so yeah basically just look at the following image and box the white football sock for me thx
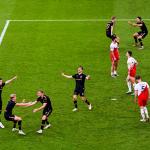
[114,71,117,75]
[140,108,146,120]
[127,81,132,92]
[144,107,149,118]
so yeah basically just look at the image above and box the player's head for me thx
[136,16,142,23]
[77,66,83,74]
[135,75,142,82]
[112,36,117,42]
[111,16,116,22]
[0,78,3,85]
[126,51,132,57]
[37,90,44,97]
[10,94,16,101]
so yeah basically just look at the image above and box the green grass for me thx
[0,0,150,150]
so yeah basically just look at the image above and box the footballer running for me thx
[28,90,53,134]
[134,75,150,122]
[126,51,138,95]
[128,16,148,49]
[62,66,92,112]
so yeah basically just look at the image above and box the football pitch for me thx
[0,0,150,150]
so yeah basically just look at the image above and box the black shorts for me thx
[74,89,85,96]
[4,113,15,121]
[106,32,112,39]
[137,31,148,39]
[43,109,52,117]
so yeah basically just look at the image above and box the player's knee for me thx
[42,115,46,120]
[73,95,77,100]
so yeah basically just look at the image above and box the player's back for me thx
[110,42,118,51]
[135,82,149,96]
[5,100,16,115]
[106,21,113,33]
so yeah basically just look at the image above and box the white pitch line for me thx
[0,20,10,45]
[8,18,150,22]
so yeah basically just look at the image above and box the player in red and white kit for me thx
[134,75,150,122]
[126,51,138,94]
[110,36,120,77]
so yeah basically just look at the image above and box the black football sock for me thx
[74,100,78,108]
[138,39,143,46]
[134,37,138,43]
[13,121,17,128]
[41,120,46,130]
[45,119,49,125]
[18,120,22,130]
[85,99,90,105]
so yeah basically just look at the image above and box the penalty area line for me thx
[0,20,10,45]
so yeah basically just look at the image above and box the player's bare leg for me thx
[44,117,51,129]
[126,76,135,94]
[37,115,47,134]
[133,33,139,47]
[111,62,115,77]
[137,35,144,49]
[72,95,78,112]
[13,116,26,135]
[81,96,92,110]
[113,61,119,76]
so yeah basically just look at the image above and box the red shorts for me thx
[138,98,148,107]
[128,68,136,77]
[110,50,120,62]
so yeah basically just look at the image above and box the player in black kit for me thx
[106,16,120,43]
[62,66,92,112]
[28,90,52,134]
[128,16,148,49]
[4,94,32,135]
[0,76,17,128]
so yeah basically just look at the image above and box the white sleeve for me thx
[110,44,114,51]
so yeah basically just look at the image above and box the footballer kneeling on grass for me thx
[28,90,52,134]
[134,75,150,122]
[62,66,92,112]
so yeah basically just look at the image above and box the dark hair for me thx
[111,16,116,20]
[0,78,2,80]
[127,51,132,56]
[78,66,84,70]
[137,16,142,20]
[135,75,141,80]
[112,35,117,41]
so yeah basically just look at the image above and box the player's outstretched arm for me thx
[61,73,73,79]
[16,101,37,107]
[86,75,91,80]
[33,103,47,113]
[5,76,17,85]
